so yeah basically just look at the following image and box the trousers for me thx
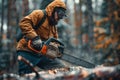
[17,51,65,75]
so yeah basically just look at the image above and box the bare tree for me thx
[0,0,4,52]
[85,0,94,52]
[22,0,29,16]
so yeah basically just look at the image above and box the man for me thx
[16,0,67,75]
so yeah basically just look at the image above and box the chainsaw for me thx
[28,38,95,68]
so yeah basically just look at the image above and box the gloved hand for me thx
[45,42,64,59]
[31,36,43,51]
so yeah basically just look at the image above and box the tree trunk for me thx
[0,0,4,52]
[85,0,94,52]
[22,0,29,16]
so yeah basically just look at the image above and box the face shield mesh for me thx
[54,7,67,19]
[57,9,67,19]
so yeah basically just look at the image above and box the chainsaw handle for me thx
[45,38,64,46]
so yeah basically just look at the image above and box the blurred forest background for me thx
[0,0,120,74]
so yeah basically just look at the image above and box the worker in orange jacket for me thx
[16,0,67,75]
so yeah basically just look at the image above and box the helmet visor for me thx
[55,7,67,19]
[57,9,67,19]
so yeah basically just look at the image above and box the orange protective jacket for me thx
[16,0,66,52]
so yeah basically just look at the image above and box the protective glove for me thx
[31,36,43,51]
[46,43,64,59]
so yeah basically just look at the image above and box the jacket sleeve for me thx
[19,10,43,39]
